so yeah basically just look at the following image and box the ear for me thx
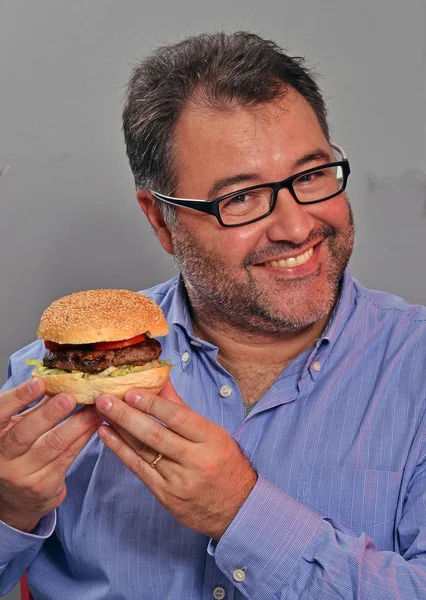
[137,190,174,255]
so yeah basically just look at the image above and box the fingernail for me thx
[98,425,110,439]
[97,396,114,412]
[27,378,41,396]
[125,390,144,405]
[55,394,72,411]
[98,425,117,441]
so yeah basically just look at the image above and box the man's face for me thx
[166,90,354,334]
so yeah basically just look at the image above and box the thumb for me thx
[157,378,185,405]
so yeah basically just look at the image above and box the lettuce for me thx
[25,358,171,379]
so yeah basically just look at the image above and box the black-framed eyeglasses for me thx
[151,143,350,227]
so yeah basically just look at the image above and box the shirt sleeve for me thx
[0,341,54,594]
[0,513,56,594]
[1,340,45,393]
[212,462,426,599]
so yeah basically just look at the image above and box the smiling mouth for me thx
[261,246,315,268]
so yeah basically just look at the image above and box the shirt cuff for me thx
[0,511,56,567]
[211,475,327,600]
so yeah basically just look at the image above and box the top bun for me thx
[38,289,169,344]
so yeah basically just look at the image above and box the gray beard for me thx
[170,209,355,335]
[180,261,340,335]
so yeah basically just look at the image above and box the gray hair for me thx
[122,31,330,224]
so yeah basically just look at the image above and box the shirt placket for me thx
[202,551,237,600]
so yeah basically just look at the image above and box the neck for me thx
[191,307,329,372]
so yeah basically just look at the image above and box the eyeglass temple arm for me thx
[330,142,347,160]
[151,192,216,213]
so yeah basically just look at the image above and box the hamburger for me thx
[27,289,170,404]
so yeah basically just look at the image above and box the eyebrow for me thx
[207,174,259,199]
[293,149,333,170]
[207,148,334,199]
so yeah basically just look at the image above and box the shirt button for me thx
[219,385,232,398]
[181,351,190,363]
[312,361,321,372]
[213,586,226,599]
[232,568,246,582]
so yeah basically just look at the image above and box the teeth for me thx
[266,247,314,268]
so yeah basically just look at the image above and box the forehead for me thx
[172,90,328,194]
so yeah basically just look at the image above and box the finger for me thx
[157,379,186,405]
[123,379,185,409]
[1,396,49,435]
[103,421,159,465]
[98,424,164,488]
[26,406,103,472]
[0,392,78,459]
[25,418,101,500]
[45,417,101,475]
[18,394,49,415]
[0,408,101,515]
[124,379,185,409]
[0,378,45,429]
[124,390,208,443]
[96,395,190,462]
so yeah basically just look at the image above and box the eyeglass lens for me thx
[219,164,344,225]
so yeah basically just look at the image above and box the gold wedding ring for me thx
[150,453,163,468]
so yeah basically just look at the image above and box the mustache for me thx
[243,224,336,266]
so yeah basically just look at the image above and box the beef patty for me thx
[43,337,162,373]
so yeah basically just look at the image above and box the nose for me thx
[264,187,316,244]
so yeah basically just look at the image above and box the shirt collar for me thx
[168,275,218,364]
[170,274,194,333]
[317,268,357,346]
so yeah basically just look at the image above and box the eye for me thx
[220,187,271,218]
[292,166,343,203]
[227,193,251,205]
[297,171,325,185]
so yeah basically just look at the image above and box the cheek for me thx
[182,212,262,259]
[312,195,351,229]
[218,223,266,263]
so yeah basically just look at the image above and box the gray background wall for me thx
[1,1,425,598]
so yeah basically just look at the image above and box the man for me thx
[0,31,425,599]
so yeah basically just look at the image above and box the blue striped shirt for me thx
[1,270,426,599]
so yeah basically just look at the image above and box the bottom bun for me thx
[35,365,170,405]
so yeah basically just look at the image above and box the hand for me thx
[0,378,103,532]
[96,380,257,540]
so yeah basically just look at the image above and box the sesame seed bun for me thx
[36,363,170,405]
[38,289,169,344]
[33,289,170,404]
